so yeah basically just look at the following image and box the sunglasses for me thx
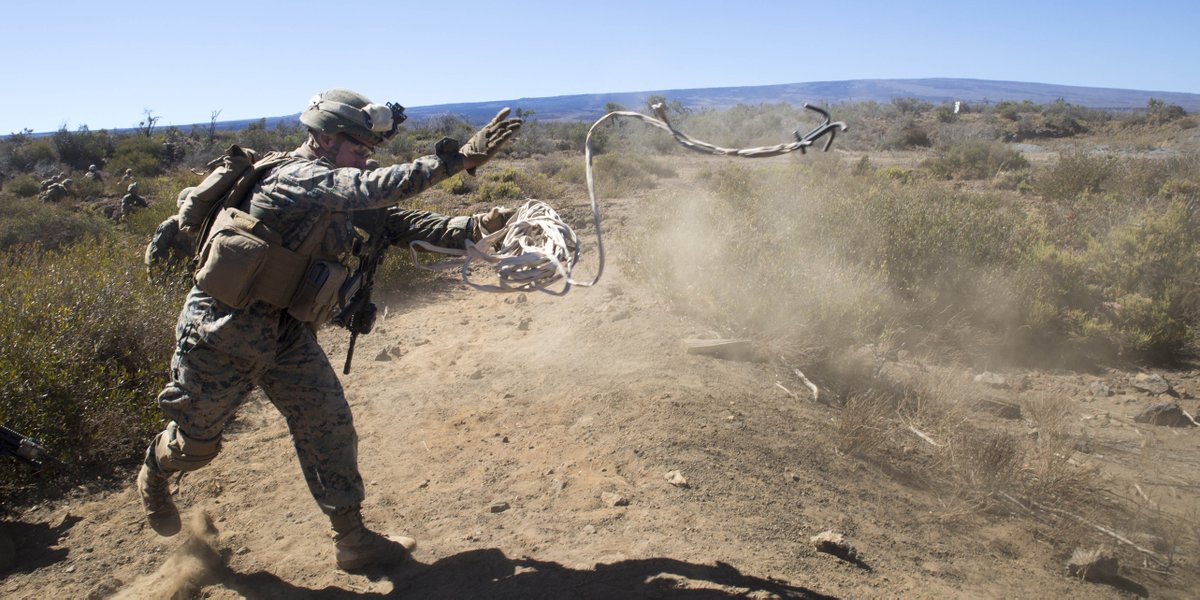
[343,135,374,159]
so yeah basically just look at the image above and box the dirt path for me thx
[2,168,1199,599]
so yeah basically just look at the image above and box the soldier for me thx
[39,178,70,203]
[85,164,103,181]
[120,182,148,219]
[40,172,64,191]
[136,88,521,572]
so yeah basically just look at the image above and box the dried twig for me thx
[999,492,1167,565]
[793,368,820,402]
[907,424,943,447]
[775,382,798,398]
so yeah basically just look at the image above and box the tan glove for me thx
[461,108,523,175]
[471,206,516,241]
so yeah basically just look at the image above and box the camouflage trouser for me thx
[148,286,364,515]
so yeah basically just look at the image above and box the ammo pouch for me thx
[195,207,347,322]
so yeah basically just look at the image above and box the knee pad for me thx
[153,421,221,472]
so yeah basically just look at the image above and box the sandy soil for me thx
[2,158,1199,599]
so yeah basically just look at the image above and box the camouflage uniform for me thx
[147,144,472,516]
[40,180,69,203]
[121,186,148,218]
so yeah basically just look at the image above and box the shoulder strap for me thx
[194,151,295,256]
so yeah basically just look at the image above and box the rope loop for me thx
[412,104,846,295]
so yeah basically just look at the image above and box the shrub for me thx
[1147,98,1187,124]
[1033,148,1114,200]
[3,174,41,198]
[474,179,522,203]
[106,135,164,176]
[440,172,475,195]
[1,138,57,172]
[0,197,110,251]
[52,126,113,171]
[922,140,1029,180]
[555,152,664,196]
[887,121,932,149]
[0,239,177,483]
[1081,200,1200,359]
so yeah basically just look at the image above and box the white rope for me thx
[411,103,846,295]
[410,199,580,295]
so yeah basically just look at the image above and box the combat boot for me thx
[330,509,416,572]
[137,447,180,537]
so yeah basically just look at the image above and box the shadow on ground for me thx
[220,548,837,599]
[0,515,80,575]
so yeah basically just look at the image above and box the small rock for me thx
[489,501,511,513]
[418,479,430,489]
[389,346,404,358]
[469,369,484,380]
[973,371,1009,388]
[1089,381,1112,397]
[1134,403,1196,427]
[518,317,532,331]
[811,530,861,562]
[664,470,689,488]
[86,577,122,600]
[611,310,631,322]
[516,293,527,304]
[236,546,250,555]
[582,524,596,535]
[1066,546,1119,583]
[601,492,629,507]
[375,348,392,361]
[1132,373,1173,396]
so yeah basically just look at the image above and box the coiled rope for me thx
[412,103,846,295]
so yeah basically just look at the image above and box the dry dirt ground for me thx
[3,155,1200,599]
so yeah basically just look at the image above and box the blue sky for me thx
[4,0,1198,134]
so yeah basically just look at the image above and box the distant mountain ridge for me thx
[121,78,1200,134]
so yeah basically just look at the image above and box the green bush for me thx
[440,172,476,195]
[107,135,164,176]
[3,174,41,197]
[1033,148,1114,200]
[52,126,113,171]
[1082,201,1200,358]
[0,239,177,480]
[0,197,110,251]
[475,179,522,203]
[922,140,1029,180]
[1,138,56,172]
[887,121,932,149]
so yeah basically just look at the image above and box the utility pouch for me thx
[287,260,348,323]
[194,208,274,308]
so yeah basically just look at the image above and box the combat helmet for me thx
[300,89,406,146]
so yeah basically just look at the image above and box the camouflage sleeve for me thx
[277,154,465,212]
[380,209,472,250]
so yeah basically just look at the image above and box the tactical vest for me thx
[191,151,352,324]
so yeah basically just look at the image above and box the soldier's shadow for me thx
[222,547,837,599]
[0,515,80,574]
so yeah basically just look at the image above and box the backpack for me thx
[178,145,293,252]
